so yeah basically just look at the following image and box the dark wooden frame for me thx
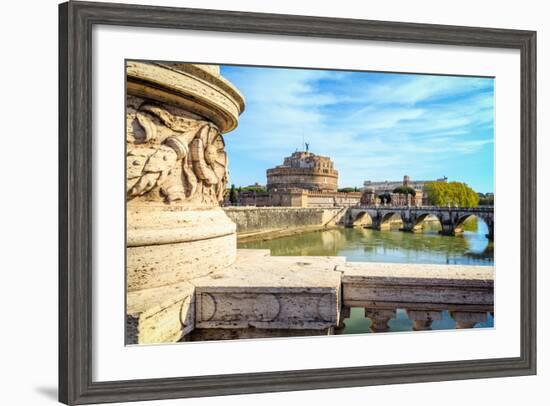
[59,1,537,404]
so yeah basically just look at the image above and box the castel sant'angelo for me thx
[238,149,361,208]
[267,150,339,192]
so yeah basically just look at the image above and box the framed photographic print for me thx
[59,1,536,404]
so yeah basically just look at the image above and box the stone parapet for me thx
[127,249,495,344]
[193,256,344,334]
[337,262,494,332]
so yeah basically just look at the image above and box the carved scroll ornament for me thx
[126,102,228,206]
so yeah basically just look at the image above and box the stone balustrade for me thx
[128,249,494,343]
[337,262,494,332]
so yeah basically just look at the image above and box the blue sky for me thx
[220,65,494,193]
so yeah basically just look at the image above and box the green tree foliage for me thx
[393,186,416,196]
[241,185,267,193]
[378,193,392,204]
[478,193,494,206]
[338,187,356,193]
[425,182,479,207]
[229,184,238,205]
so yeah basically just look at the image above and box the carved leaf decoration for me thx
[127,104,228,205]
[135,112,157,143]
[126,146,178,199]
[191,125,223,187]
[182,156,198,198]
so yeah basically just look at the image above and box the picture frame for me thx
[59,1,537,404]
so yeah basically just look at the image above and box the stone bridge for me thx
[345,206,494,240]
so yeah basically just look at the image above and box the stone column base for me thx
[127,204,237,292]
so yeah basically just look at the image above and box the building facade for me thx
[360,187,424,207]
[363,175,448,194]
[236,188,361,208]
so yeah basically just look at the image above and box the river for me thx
[238,219,494,333]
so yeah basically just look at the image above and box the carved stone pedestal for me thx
[125,62,244,344]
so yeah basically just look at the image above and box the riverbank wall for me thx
[223,206,346,241]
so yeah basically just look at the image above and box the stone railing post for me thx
[450,311,488,329]
[125,62,244,343]
[365,309,395,333]
[335,306,351,333]
[406,309,443,331]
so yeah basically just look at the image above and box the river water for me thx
[238,220,494,333]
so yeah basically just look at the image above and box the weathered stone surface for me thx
[193,256,344,330]
[231,248,271,262]
[339,262,494,310]
[224,206,348,241]
[127,233,236,292]
[451,311,488,329]
[365,309,395,333]
[127,205,236,247]
[407,309,443,331]
[126,282,195,345]
[127,62,244,134]
[190,327,334,341]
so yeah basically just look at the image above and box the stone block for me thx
[193,256,344,331]
[339,262,494,310]
[126,281,195,345]
[127,233,236,292]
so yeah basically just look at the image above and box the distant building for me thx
[359,175,447,207]
[361,186,424,207]
[362,175,448,194]
[266,151,338,192]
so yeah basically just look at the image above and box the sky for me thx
[220,65,494,193]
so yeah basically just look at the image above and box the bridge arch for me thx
[350,211,373,227]
[378,211,404,231]
[410,213,442,233]
[454,213,493,240]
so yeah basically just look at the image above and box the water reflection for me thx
[239,220,493,266]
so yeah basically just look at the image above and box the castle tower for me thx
[266,151,338,192]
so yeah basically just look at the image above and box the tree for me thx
[229,184,238,205]
[478,193,494,206]
[338,187,356,193]
[425,181,479,207]
[393,186,416,196]
[378,193,392,204]
[241,185,267,194]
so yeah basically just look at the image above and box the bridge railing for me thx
[355,205,494,211]
[337,262,494,332]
